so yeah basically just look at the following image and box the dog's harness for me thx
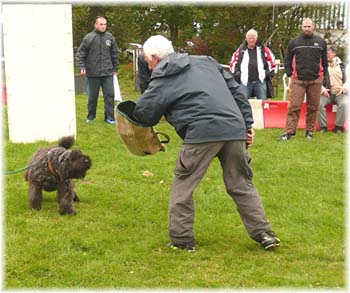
[47,151,59,178]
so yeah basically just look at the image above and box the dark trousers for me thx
[87,76,115,121]
[168,141,272,246]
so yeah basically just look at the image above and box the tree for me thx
[72,3,346,64]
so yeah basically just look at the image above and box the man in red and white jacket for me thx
[229,29,276,100]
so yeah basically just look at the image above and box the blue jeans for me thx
[245,80,267,100]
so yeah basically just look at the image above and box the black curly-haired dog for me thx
[25,136,91,215]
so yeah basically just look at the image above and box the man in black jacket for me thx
[279,18,329,140]
[133,35,280,252]
[76,16,119,124]
[137,53,152,94]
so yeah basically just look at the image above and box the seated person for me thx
[319,45,347,133]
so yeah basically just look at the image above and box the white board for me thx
[249,99,264,130]
[3,4,76,143]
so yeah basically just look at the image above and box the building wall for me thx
[2,4,76,143]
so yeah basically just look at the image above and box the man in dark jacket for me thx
[279,18,329,140]
[133,35,280,252]
[137,53,152,94]
[76,16,119,124]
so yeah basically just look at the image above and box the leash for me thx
[4,151,59,176]
[3,165,32,175]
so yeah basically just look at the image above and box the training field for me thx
[3,64,346,290]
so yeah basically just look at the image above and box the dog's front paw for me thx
[30,206,42,211]
[29,203,42,210]
[73,192,80,203]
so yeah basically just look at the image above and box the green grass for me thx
[3,64,346,290]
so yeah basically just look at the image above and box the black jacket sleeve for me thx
[111,36,119,72]
[284,40,294,77]
[76,36,89,70]
[320,40,330,89]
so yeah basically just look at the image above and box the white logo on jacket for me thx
[106,40,111,47]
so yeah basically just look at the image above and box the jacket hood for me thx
[151,53,190,79]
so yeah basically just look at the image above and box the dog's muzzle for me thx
[83,157,92,169]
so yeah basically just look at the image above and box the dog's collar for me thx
[47,152,59,178]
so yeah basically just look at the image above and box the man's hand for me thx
[246,129,255,148]
[336,88,345,96]
[322,88,330,98]
[80,69,86,76]
[233,70,241,83]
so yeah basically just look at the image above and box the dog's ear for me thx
[70,150,83,161]
[58,150,72,165]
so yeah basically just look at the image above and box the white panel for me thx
[249,99,264,130]
[3,4,76,143]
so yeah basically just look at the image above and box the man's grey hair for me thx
[143,35,174,61]
[246,29,258,38]
[327,45,337,54]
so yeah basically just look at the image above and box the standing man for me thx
[137,52,152,94]
[318,45,347,133]
[132,35,280,252]
[76,16,119,125]
[279,18,329,140]
[229,29,276,100]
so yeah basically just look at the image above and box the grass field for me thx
[3,64,347,290]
